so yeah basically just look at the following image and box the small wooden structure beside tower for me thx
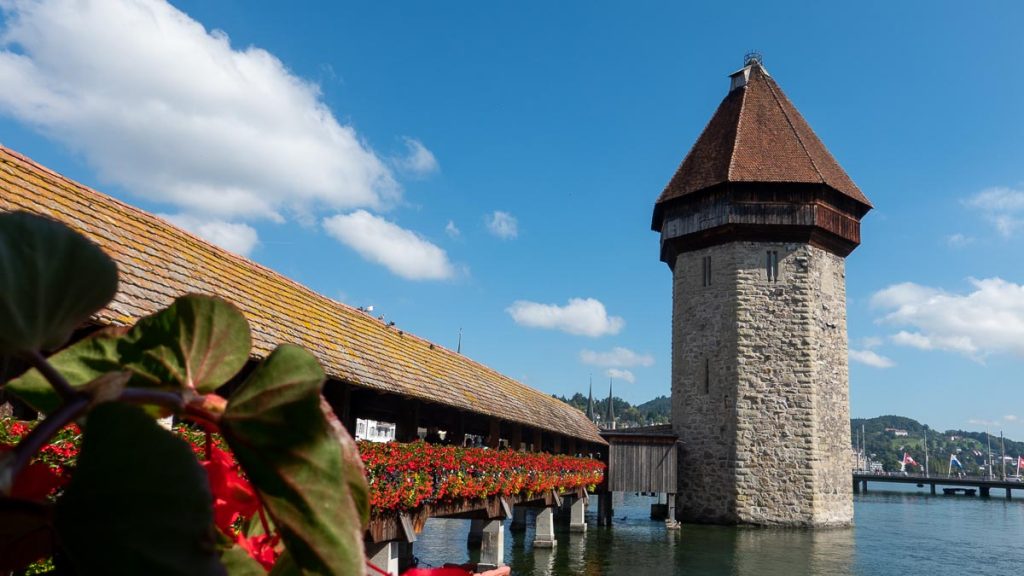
[652,54,872,526]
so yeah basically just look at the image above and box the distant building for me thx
[885,428,909,437]
[355,418,396,443]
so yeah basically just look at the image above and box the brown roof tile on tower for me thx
[653,58,871,228]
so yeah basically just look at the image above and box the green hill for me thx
[852,415,1022,475]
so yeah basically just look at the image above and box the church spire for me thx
[605,377,615,430]
[586,375,595,421]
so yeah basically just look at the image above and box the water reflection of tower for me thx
[734,527,854,575]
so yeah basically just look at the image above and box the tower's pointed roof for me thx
[653,59,871,227]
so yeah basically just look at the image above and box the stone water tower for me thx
[652,55,872,526]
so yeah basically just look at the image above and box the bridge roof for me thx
[0,145,605,445]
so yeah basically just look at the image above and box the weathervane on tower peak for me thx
[743,50,763,67]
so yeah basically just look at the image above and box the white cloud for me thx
[848,349,894,369]
[395,137,438,177]
[506,298,624,337]
[859,336,883,349]
[486,211,518,239]
[968,418,999,428]
[323,210,455,281]
[580,347,654,368]
[0,0,397,225]
[1005,415,1018,422]
[161,213,258,256]
[444,220,460,238]
[965,187,1024,238]
[871,278,1024,359]
[606,368,635,383]
[946,233,974,248]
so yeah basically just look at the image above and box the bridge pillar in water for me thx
[1007,488,1013,500]
[398,542,415,573]
[533,507,557,548]
[569,496,587,533]
[666,493,680,529]
[467,518,485,548]
[367,541,399,575]
[980,486,990,498]
[478,519,505,569]
[510,506,528,532]
[852,478,859,494]
[597,492,613,526]
[930,483,936,495]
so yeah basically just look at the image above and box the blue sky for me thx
[1,1,1022,435]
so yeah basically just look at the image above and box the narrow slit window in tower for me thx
[766,250,779,282]
[702,256,712,286]
[704,358,710,394]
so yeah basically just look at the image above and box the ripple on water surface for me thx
[412,487,1024,575]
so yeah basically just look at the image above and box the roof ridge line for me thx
[726,84,748,181]
[762,75,826,184]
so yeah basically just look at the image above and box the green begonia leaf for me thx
[0,211,118,354]
[55,403,224,576]
[6,295,251,412]
[121,295,251,394]
[5,330,122,414]
[222,345,367,575]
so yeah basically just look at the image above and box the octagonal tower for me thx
[653,55,872,526]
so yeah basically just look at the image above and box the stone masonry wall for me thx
[671,242,853,526]
[672,244,739,523]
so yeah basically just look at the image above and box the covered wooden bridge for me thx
[601,424,680,528]
[0,146,606,572]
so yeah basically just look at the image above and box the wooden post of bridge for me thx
[487,419,501,449]
[396,400,420,442]
[533,429,543,452]
[510,425,523,451]
[553,434,562,454]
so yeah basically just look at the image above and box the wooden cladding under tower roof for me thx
[652,61,871,262]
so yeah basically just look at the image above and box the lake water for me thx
[412,484,1024,575]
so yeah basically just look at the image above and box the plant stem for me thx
[23,349,79,403]
[118,388,186,411]
[6,396,89,487]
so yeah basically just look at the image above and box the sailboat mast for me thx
[924,428,929,478]
[1001,431,1006,480]
[987,430,993,480]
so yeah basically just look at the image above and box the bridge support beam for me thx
[467,518,485,548]
[569,496,587,533]
[478,519,505,569]
[533,507,557,548]
[510,506,527,532]
[367,541,399,575]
